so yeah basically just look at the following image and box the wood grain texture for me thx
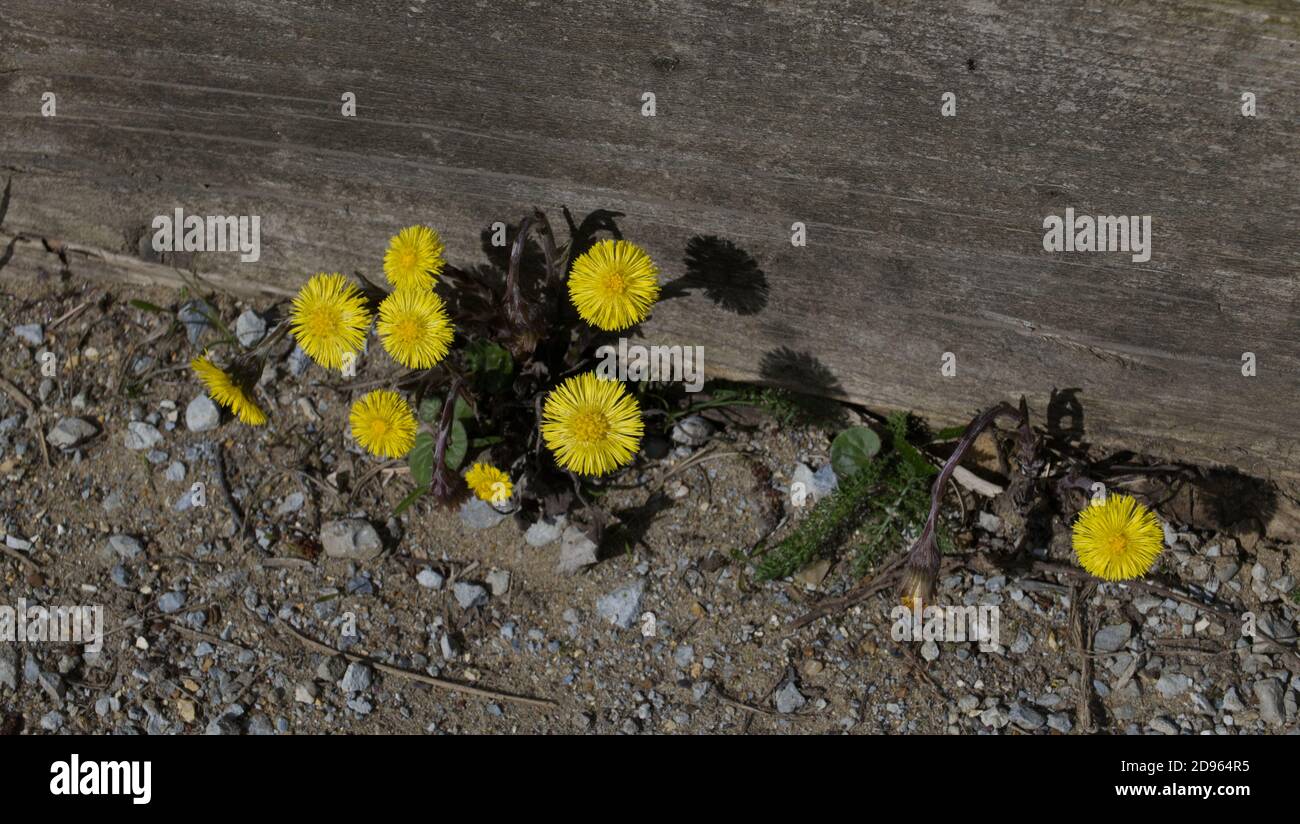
[1,1,1297,477]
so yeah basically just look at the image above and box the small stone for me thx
[1149,717,1179,735]
[416,568,444,590]
[158,591,186,614]
[287,345,310,376]
[186,395,221,432]
[557,526,599,575]
[234,309,267,347]
[1010,704,1046,730]
[107,534,144,560]
[1253,678,1285,727]
[596,579,645,629]
[486,569,511,596]
[673,644,695,668]
[957,694,980,712]
[40,711,65,731]
[1047,712,1073,733]
[791,462,837,503]
[339,662,373,693]
[319,519,383,561]
[124,421,163,450]
[459,497,506,530]
[774,681,807,714]
[978,511,1002,532]
[1093,622,1131,654]
[793,558,832,588]
[1133,594,1163,615]
[1010,629,1033,654]
[920,639,940,662]
[276,492,305,516]
[671,415,714,447]
[1222,686,1246,713]
[980,706,1010,729]
[1155,672,1191,699]
[13,324,43,346]
[46,417,98,448]
[164,461,186,482]
[317,657,347,682]
[178,299,216,345]
[294,683,319,704]
[452,581,488,609]
[524,515,565,548]
[439,633,460,660]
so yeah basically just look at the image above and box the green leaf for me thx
[887,414,937,477]
[830,426,882,480]
[930,425,967,442]
[394,486,427,515]
[453,395,474,422]
[465,340,514,393]
[129,299,168,314]
[444,420,468,470]
[418,397,443,424]
[409,432,435,487]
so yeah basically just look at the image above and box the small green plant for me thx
[755,412,944,582]
[664,380,830,428]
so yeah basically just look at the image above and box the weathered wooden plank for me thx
[1,0,1297,478]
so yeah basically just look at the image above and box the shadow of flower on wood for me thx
[757,347,847,426]
[661,235,769,315]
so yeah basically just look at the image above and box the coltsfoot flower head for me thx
[541,371,643,476]
[190,354,267,425]
[290,273,372,371]
[1072,493,1165,581]
[349,390,417,459]
[465,462,513,504]
[383,225,445,290]
[377,288,454,368]
[567,239,660,331]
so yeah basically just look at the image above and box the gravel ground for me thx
[1,271,1298,735]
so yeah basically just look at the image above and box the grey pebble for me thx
[320,519,383,561]
[1093,622,1131,654]
[339,662,373,693]
[775,681,806,714]
[107,534,144,560]
[46,417,98,449]
[557,526,599,575]
[596,579,645,629]
[186,395,221,433]
[458,497,506,530]
[524,515,565,548]
[452,581,488,609]
[416,568,444,590]
[158,591,186,614]
[124,421,163,450]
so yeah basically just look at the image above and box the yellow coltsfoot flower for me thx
[377,288,454,368]
[190,354,267,425]
[383,225,445,290]
[567,239,660,331]
[541,371,643,476]
[465,462,513,504]
[290,273,372,371]
[1071,493,1165,581]
[349,390,418,459]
